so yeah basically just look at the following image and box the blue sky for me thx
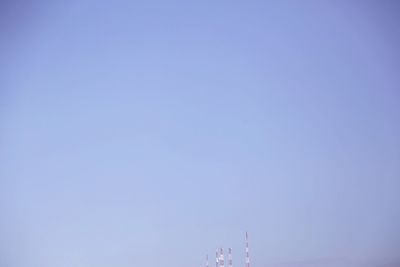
[1,1,400,267]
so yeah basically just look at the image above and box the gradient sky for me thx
[1,1,400,267]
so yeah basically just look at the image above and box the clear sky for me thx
[1,1,400,267]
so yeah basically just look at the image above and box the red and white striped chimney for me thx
[228,248,233,267]
[219,248,225,267]
[245,232,250,267]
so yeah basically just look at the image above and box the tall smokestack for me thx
[219,248,225,267]
[245,232,250,267]
[206,255,209,267]
[228,248,233,267]
[216,249,219,267]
